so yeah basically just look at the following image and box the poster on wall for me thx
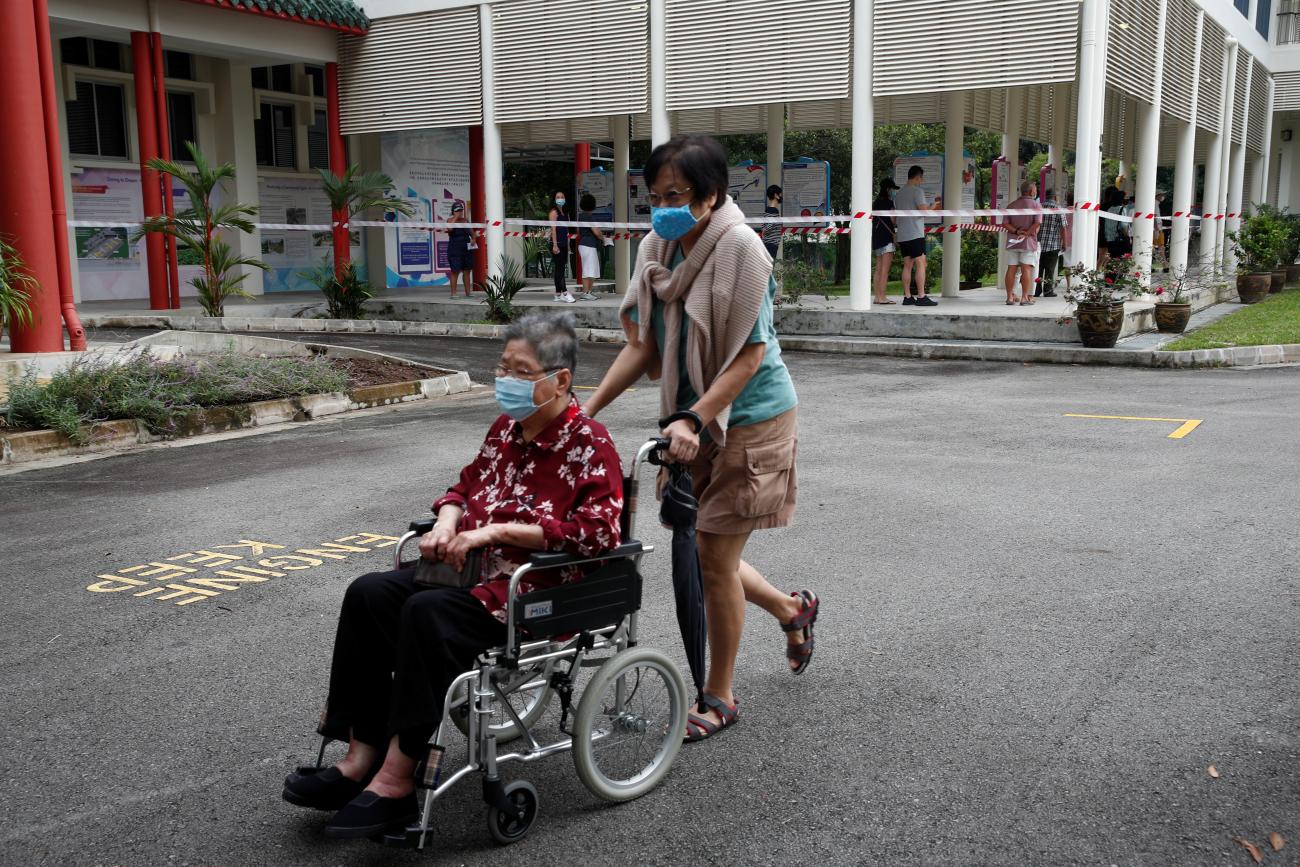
[892,153,977,218]
[992,159,1025,210]
[627,169,650,219]
[70,169,147,301]
[577,168,614,221]
[381,127,472,288]
[257,176,361,292]
[728,163,769,217]
[780,160,831,222]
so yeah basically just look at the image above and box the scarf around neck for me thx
[619,197,772,445]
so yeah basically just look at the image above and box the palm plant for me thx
[0,235,37,337]
[475,256,528,323]
[318,165,414,223]
[138,141,268,317]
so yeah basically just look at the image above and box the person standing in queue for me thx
[894,165,943,307]
[583,134,819,743]
[576,193,610,301]
[760,184,783,259]
[872,178,899,305]
[445,201,473,298]
[549,190,576,303]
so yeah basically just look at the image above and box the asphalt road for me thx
[2,335,1297,866]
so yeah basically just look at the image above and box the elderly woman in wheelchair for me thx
[283,313,688,846]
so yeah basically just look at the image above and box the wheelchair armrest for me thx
[528,541,643,570]
[409,518,435,535]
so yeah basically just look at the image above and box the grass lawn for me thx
[1161,286,1300,351]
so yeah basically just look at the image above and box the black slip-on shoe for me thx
[283,766,368,811]
[901,296,916,305]
[915,296,938,307]
[323,791,418,839]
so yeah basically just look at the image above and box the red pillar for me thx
[573,143,590,281]
[150,32,181,309]
[131,32,168,310]
[325,62,349,279]
[33,0,85,350]
[469,125,487,288]
[0,0,63,352]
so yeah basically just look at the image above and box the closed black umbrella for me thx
[658,459,707,705]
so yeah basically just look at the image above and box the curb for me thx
[0,370,473,467]
[78,314,1300,369]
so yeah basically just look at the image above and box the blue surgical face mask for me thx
[555,197,566,207]
[495,371,559,421]
[651,203,699,241]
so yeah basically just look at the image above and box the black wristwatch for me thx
[658,409,704,434]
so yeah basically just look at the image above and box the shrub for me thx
[300,259,375,319]
[475,256,528,323]
[4,349,348,444]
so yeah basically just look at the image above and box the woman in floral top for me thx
[284,313,623,840]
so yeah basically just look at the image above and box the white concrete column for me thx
[1171,11,1204,276]
[612,113,631,295]
[1278,137,1294,210]
[1250,77,1275,207]
[1071,0,1110,269]
[479,5,505,278]
[998,87,1022,280]
[942,90,965,297]
[1215,39,1240,262]
[767,102,784,260]
[1131,0,1168,288]
[1048,83,1067,190]
[848,0,874,311]
[649,0,670,147]
[1199,43,1230,263]
[211,59,263,295]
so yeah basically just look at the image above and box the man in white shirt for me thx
[893,165,944,307]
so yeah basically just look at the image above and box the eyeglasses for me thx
[647,186,693,207]
[495,363,562,381]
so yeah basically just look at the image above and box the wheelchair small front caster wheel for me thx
[486,780,538,845]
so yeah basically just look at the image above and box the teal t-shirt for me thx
[630,251,798,427]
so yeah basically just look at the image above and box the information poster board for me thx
[993,159,1025,210]
[381,127,472,288]
[70,168,200,301]
[577,168,615,221]
[627,168,650,218]
[892,153,977,218]
[780,160,831,220]
[729,164,769,217]
[257,176,362,292]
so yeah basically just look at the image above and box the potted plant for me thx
[137,142,269,317]
[1060,254,1142,348]
[1227,212,1285,304]
[960,231,997,290]
[1151,266,1194,334]
[0,235,36,342]
[1278,212,1300,285]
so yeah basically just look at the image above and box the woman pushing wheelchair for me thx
[283,313,623,839]
[583,134,819,743]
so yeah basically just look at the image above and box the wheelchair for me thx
[294,438,689,849]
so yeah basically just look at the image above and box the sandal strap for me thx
[779,591,819,633]
[786,636,815,661]
[697,693,738,723]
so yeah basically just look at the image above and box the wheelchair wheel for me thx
[571,646,687,802]
[449,652,556,744]
[486,780,538,845]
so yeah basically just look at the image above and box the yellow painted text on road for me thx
[1064,414,1203,439]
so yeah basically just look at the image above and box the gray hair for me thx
[504,312,578,388]
[1020,179,1037,196]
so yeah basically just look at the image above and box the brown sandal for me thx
[780,590,819,675]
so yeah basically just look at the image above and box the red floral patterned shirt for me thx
[432,399,624,620]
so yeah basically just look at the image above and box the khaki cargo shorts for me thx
[685,407,798,535]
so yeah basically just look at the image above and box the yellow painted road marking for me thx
[1064,413,1204,439]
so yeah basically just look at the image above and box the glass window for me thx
[251,64,295,93]
[1257,0,1273,37]
[255,102,296,169]
[60,37,124,71]
[305,66,325,97]
[1234,0,1248,14]
[164,50,194,80]
[66,80,128,159]
[308,109,330,170]
[167,92,197,158]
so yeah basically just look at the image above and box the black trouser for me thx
[1038,250,1061,294]
[552,249,568,294]
[321,567,506,759]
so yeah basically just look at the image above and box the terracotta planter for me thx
[1153,302,1192,334]
[1270,270,1286,294]
[1286,264,1300,284]
[1237,272,1272,304]
[1075,302,1125,348]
